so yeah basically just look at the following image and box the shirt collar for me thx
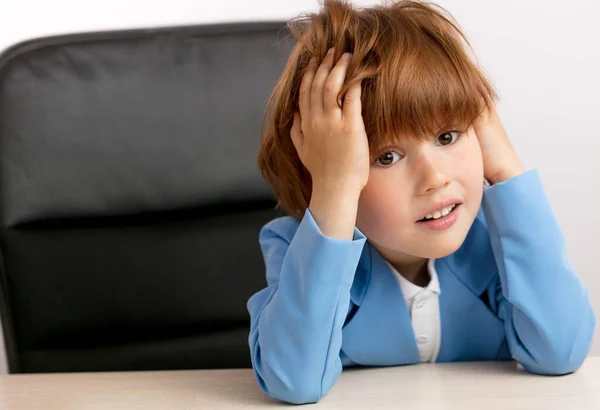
[385,258,441,298]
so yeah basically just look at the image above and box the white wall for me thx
[0,0,598,374]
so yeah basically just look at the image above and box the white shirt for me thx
[385,259,442,363]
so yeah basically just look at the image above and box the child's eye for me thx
[435,131,461,146]
[374,151,402,167]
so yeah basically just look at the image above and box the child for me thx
[247,0,595,404]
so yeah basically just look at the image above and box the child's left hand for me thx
[473,105,526,185]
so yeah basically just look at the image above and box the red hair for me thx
[258,0,497,219]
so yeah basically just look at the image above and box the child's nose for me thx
[413,153,451,195]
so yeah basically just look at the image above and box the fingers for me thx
[290,111,303,152]
[342,79,363,124]
[298,58,317,119]
[323,52,352,116]
[298,48,355,122]
[310,48,336,115]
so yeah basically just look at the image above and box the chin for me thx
[370,229,468,262]
[405,227,471,260]
[416,240,465,259]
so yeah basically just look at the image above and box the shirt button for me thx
[417,335,429,344]
[416,298,427,308]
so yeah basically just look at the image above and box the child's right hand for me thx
[290,48,370,239]
[291,48,370,195]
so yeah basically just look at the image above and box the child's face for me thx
[356,126,484,264]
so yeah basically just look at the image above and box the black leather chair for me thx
[0,21,290,373]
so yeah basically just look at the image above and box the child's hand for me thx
[473,105,526,185]
[290,48,370,195]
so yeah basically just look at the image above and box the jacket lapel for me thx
[342,243,420,366]
[436,256,506,362]
[435,210,507,362]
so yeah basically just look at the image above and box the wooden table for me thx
[0,358,599,409]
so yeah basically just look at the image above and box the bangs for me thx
[357,7,498,151]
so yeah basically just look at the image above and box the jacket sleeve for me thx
[482,169,596,375]
[247,209,367,404]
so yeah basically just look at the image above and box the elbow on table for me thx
[257,373,325,405]
[252,350,329,404]
[525,309,596,376]
[523,354,585,376]
[249,333,334,404]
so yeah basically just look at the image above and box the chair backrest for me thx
[0,21,291,373]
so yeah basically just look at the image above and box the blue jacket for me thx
[247,169,596,404]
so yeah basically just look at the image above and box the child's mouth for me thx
[417,203,459,223]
